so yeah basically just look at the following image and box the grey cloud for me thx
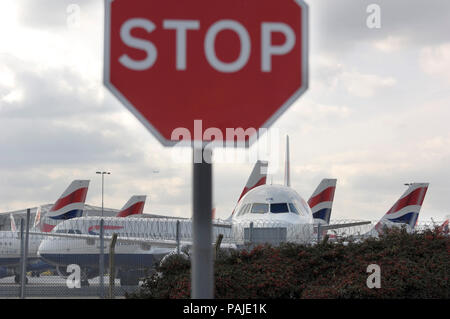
[3,0,449,221]
[0,119,138,167]
[336,153,450,220]
[0,57,119,119]
[0,58,153,171]
[18,0,98,30]
[0,168,80,211]
[0,57,194,213]
[311,0,450,51]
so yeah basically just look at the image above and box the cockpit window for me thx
[251,203,269,214]
[288,203,300,215]
[270,203,290,214]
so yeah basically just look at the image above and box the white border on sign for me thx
[103,0,309,148]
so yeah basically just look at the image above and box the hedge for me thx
[128,228,449,299]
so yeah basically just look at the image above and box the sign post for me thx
[192,147,213,298]
[103,0,309,299]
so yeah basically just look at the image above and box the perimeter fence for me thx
[0,210,446,298]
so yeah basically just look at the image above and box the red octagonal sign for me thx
[104,0,308,146]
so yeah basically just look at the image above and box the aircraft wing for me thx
[29,218,233,250]
[30,221,368,248]
[28,231,190,248]
[212,222,232,229]
[313,221,371,232]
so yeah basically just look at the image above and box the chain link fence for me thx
[0,213,145,298]
[0,212,447,298]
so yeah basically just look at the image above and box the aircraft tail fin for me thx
[33,206,42,230]
[308,179,337,225]
[232,160,268,215]
[10,214,17,232]
[437,218,449,235]
[373,183,429,235]
[116,195,146,217]
[42,180,90,232]
[236,160,268,203]
[284,135,290,187]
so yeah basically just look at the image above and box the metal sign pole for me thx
[99,218,105,298]
[20,209,31,298]
[192,146,213,299]
[102,174,104,217]
[317,224,321,243]
[176,220,180,255]
[250,221,254,245]
[19,219,25,298]
[109,233,118,299]
[24,209,30,275]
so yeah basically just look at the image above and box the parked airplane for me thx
[36,137,367,286]
[116,195,146,217]
[0,180,90,283]
[363,182,429,238]
[232,137,336,228]
[0,178,145,283]
[230,138,344,244]
[41,180,89,232]
[36,161,269,286]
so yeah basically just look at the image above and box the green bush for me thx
[129,228,449,299]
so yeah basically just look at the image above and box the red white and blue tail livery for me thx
[42,180,90,232]
[116,195,146,217]
[33,206,42,230]
[437,217,449,235]
[308,179,337,225]
[9,214,17,232]
[374,183,429,235]
[232,160,268,215]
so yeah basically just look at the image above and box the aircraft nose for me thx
[37,238,57,264]
[37,239,47,257]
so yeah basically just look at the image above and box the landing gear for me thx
[14,274,28,284]
[80,269,92,287]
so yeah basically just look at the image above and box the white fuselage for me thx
[38,184,316,270]
[37,217,231,269]
[0,231,44,267]
[231,184,315,244]
[232,184,313,224]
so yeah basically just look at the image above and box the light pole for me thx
[96,171,111,217]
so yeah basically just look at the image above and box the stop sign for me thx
[104,0,308,146]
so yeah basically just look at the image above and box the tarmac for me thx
[0,275,140,298]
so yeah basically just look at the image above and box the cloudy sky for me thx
[0,0,449,222]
